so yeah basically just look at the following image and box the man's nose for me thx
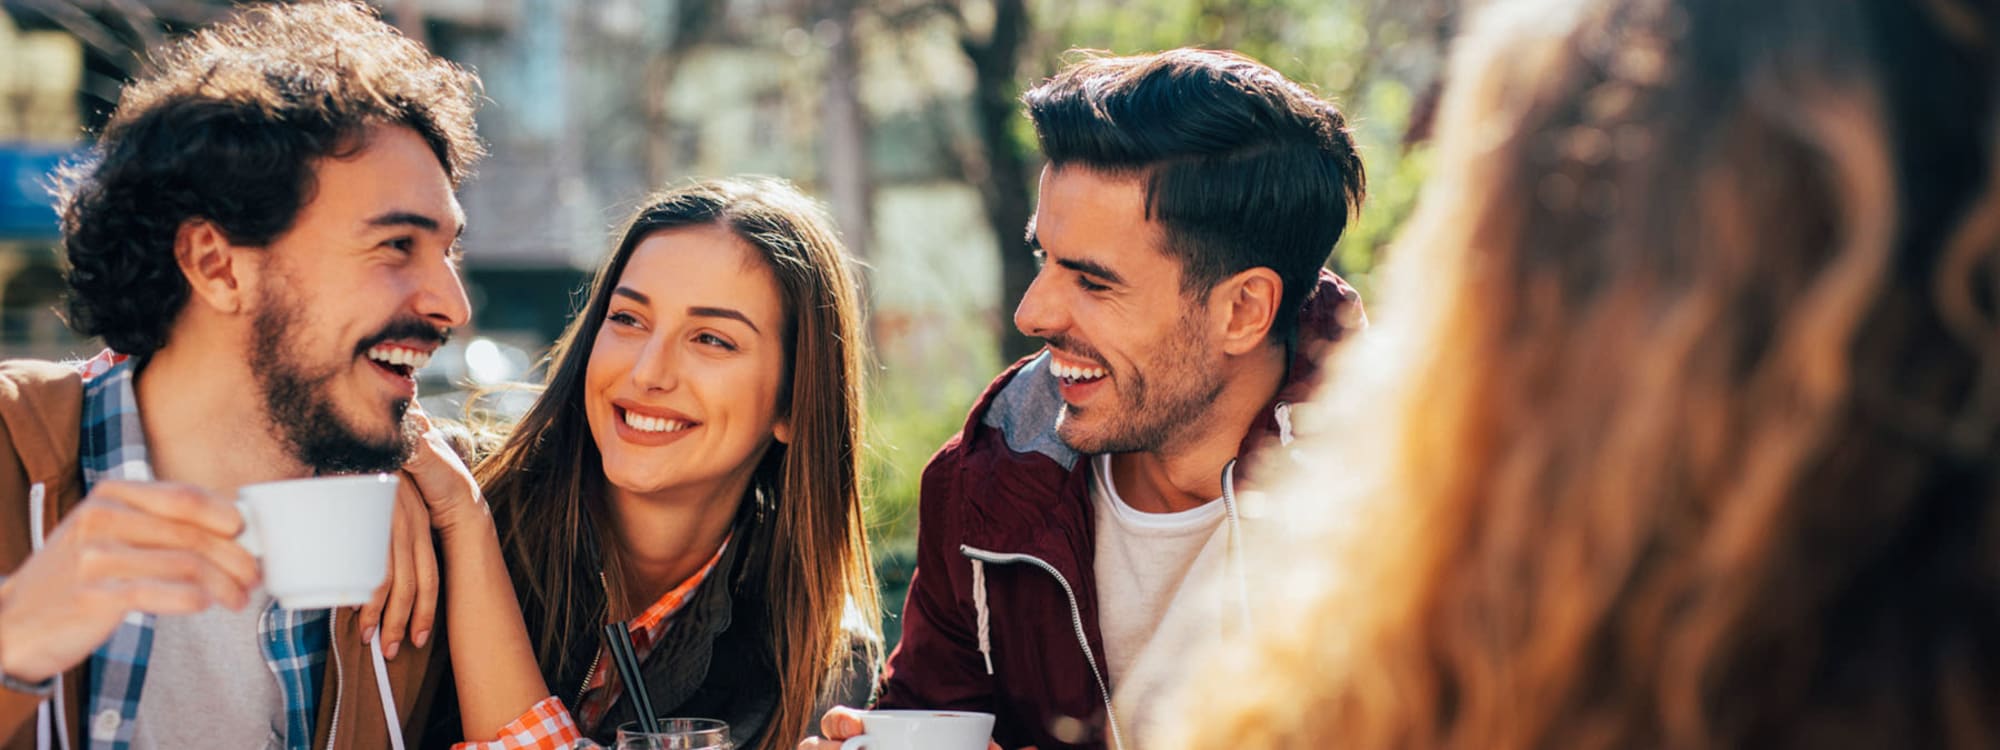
[1013,269,1062,340]
[415,255,472,329]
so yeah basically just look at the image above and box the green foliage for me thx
[861,391,969,553]
[1336,83,1434,298]
[860,318,997,649]
[860,312,1003,555]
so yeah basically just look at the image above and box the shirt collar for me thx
[79,351,154,489]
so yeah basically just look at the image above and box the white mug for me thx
[839,710,994,750]
[235,474,398,610]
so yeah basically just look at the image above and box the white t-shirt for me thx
[132,590,288,750]
[1089,454,1230,689]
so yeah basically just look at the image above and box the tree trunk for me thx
[957,0,1039,362]
[821,0,874,263]
[642,0,729,185]
[817,0,883,354]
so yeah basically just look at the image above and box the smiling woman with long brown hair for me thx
[1161,0,2000,748]
[408,177,880,750]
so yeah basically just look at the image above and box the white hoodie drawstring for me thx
[971,559,994,675]
[29,483,71,750]
[369,637,405,750]
[1275,402,1296,447]
[1218,462,1253,632]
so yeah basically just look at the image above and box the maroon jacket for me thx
[877,270,1365,750]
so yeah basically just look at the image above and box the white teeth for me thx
[366,345,433,371]
[622,410,690,434]
[1052,361,1106,382]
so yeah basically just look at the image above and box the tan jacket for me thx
[0,359,448,750]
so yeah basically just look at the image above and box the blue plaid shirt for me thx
[77,355,330,750]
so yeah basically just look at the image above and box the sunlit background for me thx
[0,0,1460,644]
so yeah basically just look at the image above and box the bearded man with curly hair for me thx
[0,2,483,748]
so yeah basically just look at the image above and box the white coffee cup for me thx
[235,474,398,610]
[838,710,995,750]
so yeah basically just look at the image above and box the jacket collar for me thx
[964,267,1368,504]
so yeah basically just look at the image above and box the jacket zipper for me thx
[576,569,610,711]
[958,545,1126,750]
[324,611,345,750]
[574,649,603,710]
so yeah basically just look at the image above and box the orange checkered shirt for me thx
[453,542,728,750]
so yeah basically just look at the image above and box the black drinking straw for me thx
[603,622,659,735]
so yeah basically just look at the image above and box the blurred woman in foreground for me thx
[1165,0,2000,747]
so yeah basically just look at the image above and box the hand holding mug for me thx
[356,473,439,662]
[0,481,257,683]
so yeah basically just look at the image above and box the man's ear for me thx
[1214,267,1283,356]
[175,219,252,315]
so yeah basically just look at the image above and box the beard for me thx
[251,286,416,474]
[1052,308,1224,455]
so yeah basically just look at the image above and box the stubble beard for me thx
[1054,309,1223,456]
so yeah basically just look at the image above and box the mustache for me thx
[354,317,451,355]
[1042,335,1106,367]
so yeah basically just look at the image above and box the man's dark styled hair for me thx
[1023,48,1365,342]
[56,0,484,357]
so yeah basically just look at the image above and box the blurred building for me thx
[0,0,1002,395]
[0,0,588,375]
[0,5,88,361]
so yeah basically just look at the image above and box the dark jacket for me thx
[875,270,1365,750]
[0,359,446,750]
[424,515,877,750]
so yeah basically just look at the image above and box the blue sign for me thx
[0,145,82,240]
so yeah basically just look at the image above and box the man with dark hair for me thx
[807,49,1367,750]
[0,2,482,748]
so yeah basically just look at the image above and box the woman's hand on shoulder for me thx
[359,470,439,660]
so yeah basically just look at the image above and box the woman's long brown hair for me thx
[472,177,880,749]
[1167,0,2000,747]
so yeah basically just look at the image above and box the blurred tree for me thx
[815,0,877,263]
[643,0,730,184]
[872,0,1040,360]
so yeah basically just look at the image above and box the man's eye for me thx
[384,237,415,253]
[1076,276,1110,293]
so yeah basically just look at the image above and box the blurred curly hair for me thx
[1162,0,2000,748]
[55,0,484,357]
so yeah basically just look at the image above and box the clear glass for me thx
[613,718,732,750]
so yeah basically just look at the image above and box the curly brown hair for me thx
[1164,0,2000,748]
[56,0,484,357]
